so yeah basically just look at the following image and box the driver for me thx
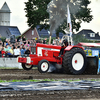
[58,39,68,57]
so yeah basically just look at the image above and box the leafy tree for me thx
[24,0,93,34]
[1,37,6,42]
[24,0,50,29]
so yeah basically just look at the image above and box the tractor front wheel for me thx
[38,60,50,73]
[22,63,33,70]
[63,48,87,74]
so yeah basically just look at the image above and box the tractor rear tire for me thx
[22,63,33,70]
[38,59,50,73]
[63,48,87,75]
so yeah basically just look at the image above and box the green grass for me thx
[0,78,100,83]
[0,67,20,69]
[0,79,72,83]
[0,79,67,83]
[0,79,55,83]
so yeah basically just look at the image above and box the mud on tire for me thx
[62,48,87,75]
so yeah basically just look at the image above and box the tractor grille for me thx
[31,47,36,54]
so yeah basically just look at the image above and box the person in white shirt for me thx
[14,46,21,57]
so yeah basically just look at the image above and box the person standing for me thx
[20,45,26,56]
[43,38,47,44]
[56,37,60,45]
[14,46,21,57]
[22,36,26,44]
[25,40,29,48]
[24,47,30,55]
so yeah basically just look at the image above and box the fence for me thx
[0,58,22,68]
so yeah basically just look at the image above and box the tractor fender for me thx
[64,45,84,51]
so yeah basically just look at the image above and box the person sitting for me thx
[1,47,6,57]
[4,45,10,57]
[8,46,14,57]
[58,39,68,57]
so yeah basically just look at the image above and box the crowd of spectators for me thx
[0,36,61,58]
[0,36,37,58]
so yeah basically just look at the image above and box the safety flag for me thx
[67,5,72,37]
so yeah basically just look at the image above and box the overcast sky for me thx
[81,0,100,34]
[0,0,100,34]
[0,0,29,34]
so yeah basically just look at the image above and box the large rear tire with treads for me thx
[63,48,87,75]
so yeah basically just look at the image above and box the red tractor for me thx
[17,37,87,75]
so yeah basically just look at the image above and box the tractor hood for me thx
[36,43,61,50]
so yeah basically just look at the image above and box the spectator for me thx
[53,39,56,45]
[8,44,12,50]
[9,46,14,57]
[14,46,21,57]
[36,39,42,43]
[5,38,10,45]
[25,40,29,48]
[20,45,26,56]
[56,37,60,45]
[1,47,6,57]
[4,45,10,53]
[0,45,2,57]
[24,47,30,55]
[3,42,6,47]
[43,38,47,44]
[4,44,12,57]
[22,36,26,44]
[0,35,1,41]
[35,37,38,41]
[30,40,36,46]
[19,37,23,45]
[17,36,20,42]
[28,39,30,44]
[19,37,22,42]
[0,40,3,46]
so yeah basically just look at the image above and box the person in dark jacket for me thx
[24,47,30,55]
[58,39,68,57]
[22,36,26,44]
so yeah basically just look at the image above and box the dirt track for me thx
[0,69,100,100]
[0,69,99,80]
